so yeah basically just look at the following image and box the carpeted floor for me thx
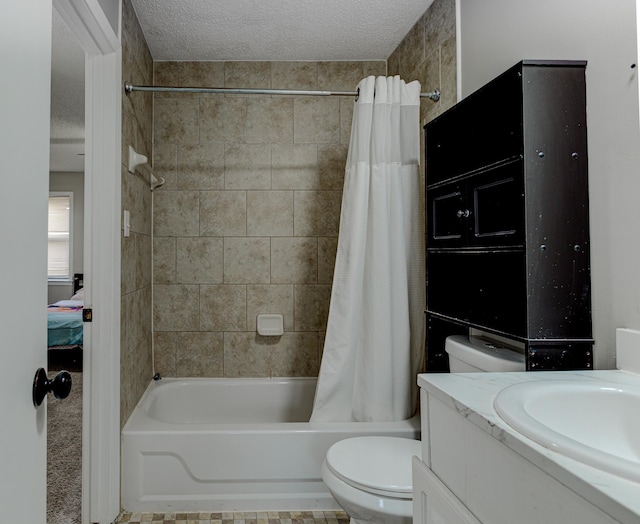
[47,369,83,524]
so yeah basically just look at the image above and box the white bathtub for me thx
[121,377,420,512]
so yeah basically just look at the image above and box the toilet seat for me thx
[325,436,421,499]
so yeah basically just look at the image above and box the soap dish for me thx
[256,314,284,336]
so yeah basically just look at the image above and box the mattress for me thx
[47,299,83,347]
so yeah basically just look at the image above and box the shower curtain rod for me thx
[124,82,441,101]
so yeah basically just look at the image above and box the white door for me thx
[0,0,54,522]
[0,0,121,521]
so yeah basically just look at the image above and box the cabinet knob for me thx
[456,209,470,218]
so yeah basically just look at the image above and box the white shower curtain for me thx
[310,76,425,423]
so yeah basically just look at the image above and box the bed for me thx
[47,300,83,346]
[48,273,84,370]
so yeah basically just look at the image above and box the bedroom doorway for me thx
[48,7,86,523]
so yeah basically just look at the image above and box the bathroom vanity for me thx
[413,366,640,523]
[425,60,593,371]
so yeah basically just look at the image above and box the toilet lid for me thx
[325,436,421,498]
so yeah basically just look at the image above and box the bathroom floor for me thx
[116,510,350,524]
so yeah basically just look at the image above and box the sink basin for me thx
[493,380,640,482]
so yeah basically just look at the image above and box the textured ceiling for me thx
[50,0,434,171]
[51,9,85,172]
[130,0,434,61]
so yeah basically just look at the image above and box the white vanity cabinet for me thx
[412,456,480,524]
[414,375,635,524]
[413,389,480,524]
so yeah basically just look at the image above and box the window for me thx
[48,193,72,281]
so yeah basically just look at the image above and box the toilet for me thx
[322,436,420,524]
[321,335,525,523]
[445,334,525,372]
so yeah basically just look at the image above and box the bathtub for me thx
[121,377,420,512]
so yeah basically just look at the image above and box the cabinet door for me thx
[413,457,481,524]
[468,160,525,248]
[427,182,466,247]
[427,161,524,249]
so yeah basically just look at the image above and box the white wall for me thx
[457,0,640,369]
[97,0,120,37]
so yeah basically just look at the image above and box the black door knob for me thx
[32,368,72,407]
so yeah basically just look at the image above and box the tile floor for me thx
[116,510,350,524]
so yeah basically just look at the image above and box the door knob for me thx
[32,368,72,407]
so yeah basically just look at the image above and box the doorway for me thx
[48,7,85,523]
[49,0,122,521]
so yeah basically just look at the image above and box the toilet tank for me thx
[445,335,525,372]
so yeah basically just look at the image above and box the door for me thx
[426,160,524,249]
[0,0,54,521]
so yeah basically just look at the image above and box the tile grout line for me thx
[116,509,350,523]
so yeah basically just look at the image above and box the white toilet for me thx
[322,436,421,524]
[445,334,525,372]
[321,335,525,523]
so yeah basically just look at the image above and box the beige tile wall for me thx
[388,0,457,154]
[387,0,457,374]
[120,0,457,386]
[120,0,154,427]
[152,60,386,378]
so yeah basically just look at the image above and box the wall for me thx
[120,0,154,426]
[119,0,457,385]
[388,0,457,127]
[388,0,458,201]
[458,0,640,369]
[48,171,84,304]
[151,60,386,378]
[97,0,120,37]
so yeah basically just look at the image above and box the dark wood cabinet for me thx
[425,60,593,372]
[428,158,525,248]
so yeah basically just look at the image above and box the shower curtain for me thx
[310,76,425,423]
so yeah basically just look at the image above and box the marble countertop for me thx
[418,369,640,524]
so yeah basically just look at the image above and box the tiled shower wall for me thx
[388,0,457,159]
[121,0,154,427]
[150,61,386,378]
[149,0,456,380]
[120,0,456,391]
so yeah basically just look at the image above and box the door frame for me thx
[53,0,121,522]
